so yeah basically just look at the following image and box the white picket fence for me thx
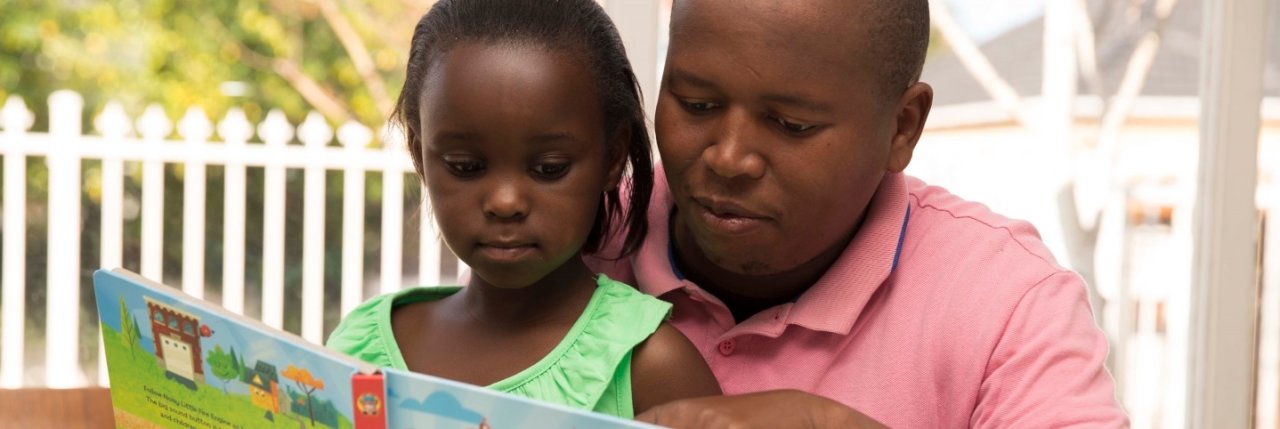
[0,90,461,388]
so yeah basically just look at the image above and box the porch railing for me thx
[0,91,460,388]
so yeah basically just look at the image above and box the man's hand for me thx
[634,389,887,429]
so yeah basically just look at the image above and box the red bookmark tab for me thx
[352,372,388,429]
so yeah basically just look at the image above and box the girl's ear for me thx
[603,124,630,191]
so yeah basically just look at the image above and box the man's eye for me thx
[443,157,485,176]
[772,116,817,134]
[530,162,570,179]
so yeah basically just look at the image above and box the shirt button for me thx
[717,339,736,356]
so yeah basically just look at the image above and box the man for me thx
[592,0,1129,427]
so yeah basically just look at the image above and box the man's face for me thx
[657,0,902,277]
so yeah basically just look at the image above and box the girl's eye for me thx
[772,116,818,135]
[680,99,721,113]
[442,156,485,177]
[530,162,570,179]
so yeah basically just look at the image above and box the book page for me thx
[94,268,374,429]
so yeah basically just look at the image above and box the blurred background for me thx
[1,0,1277,428]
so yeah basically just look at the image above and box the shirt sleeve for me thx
[970,270,1130,428]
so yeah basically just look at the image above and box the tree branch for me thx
[239,46,354,123]
[1071,0,1179,240]
[927,0,1030,126]
[199,13,355,123]
[311,0,395,116]
[1074,0,1107,100]
[1095,0,1179,155]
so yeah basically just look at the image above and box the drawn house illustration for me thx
[145,297,204,383]
[243,360,282,414]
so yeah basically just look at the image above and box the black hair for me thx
[871,0,931,97]
[670,0,930,100]
[390,0,654,259]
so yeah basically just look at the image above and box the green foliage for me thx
[119,297,143,358]
[0,0,421,128]
[230,347,243,380]
[129,315,143,356]
[207,344,240,394]
[287,388,342,429]
[10,1,432,343]
[102,329,353,428]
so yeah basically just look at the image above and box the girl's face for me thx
[419,42,619,289]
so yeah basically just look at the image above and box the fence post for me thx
[1,96,34,387]
[179,107,212,299]
[257,109,293,329]
[136,105,172,282]
[45,90,86,387]
[419,189,441,286]
[380,125,405,294]
[218,108,252,314]
[95,102,131,276]
[338,121,371,316]
[94,101,132,387]
[297,112,332,343]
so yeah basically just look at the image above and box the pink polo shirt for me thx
[590,171,1128,428]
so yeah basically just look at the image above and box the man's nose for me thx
[702,108,766,180]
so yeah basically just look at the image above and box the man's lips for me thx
[692,196,769,219]
[691,196,770,234]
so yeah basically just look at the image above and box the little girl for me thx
[327,0,721,419]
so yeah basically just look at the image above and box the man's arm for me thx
[970,270,1128,428]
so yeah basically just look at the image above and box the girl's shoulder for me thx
[492,275,670,417]
[325,286,462,368]
[587,275,672,338]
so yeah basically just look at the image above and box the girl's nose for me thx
[482,179,529,220]
[702,110,767,180]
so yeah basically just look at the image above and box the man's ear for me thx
[887,82,933,173]
[603,124,630,191]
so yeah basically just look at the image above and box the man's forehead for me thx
[670,0,869,50]
[671,0,867,29]
[668,0,872,75]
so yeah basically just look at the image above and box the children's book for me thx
[93,267,659,429]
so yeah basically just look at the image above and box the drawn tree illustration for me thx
[240,350,249,378]
[118,297,143,359]
[207,345,238,394]
[282,365,325,425]
[229,347,243,379]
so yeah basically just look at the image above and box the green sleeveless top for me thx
[325,274,670,418]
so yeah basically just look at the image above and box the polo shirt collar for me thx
[790,172,908,334]
[634,168,910,336]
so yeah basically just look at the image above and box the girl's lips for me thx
[476,244,537,263]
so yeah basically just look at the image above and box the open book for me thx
[93,268,658,429]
